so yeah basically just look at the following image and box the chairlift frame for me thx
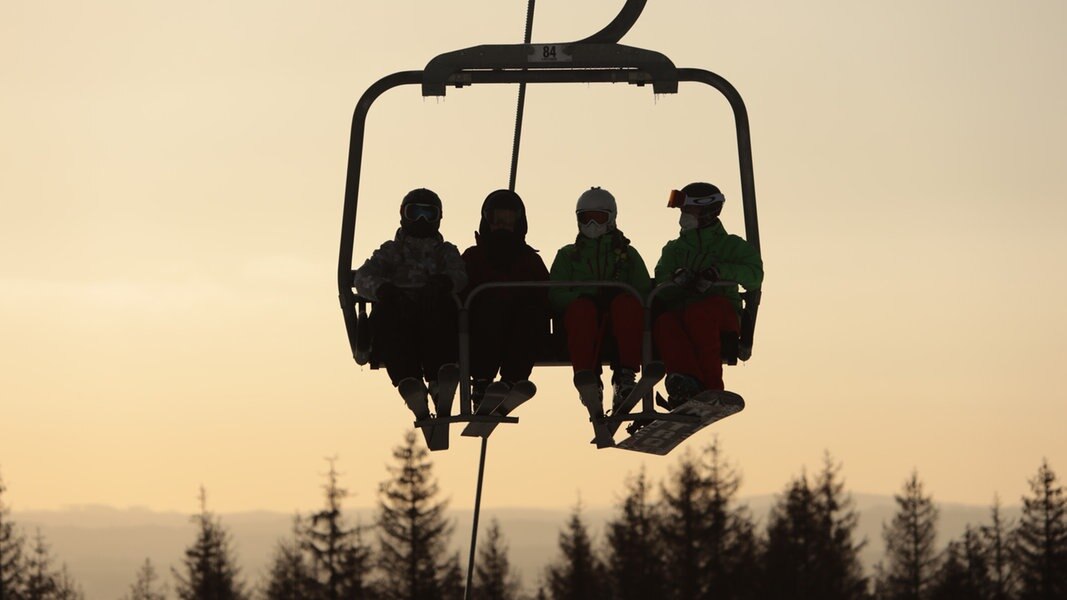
[337,0,762,427]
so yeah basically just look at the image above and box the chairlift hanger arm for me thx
[422,43,678,96]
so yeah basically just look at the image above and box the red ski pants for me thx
[563,294,643,373]
[653,295,739,391]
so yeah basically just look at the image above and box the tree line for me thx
[2,435,1065,599]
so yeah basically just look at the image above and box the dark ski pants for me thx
[469,298,547,383]
[653,295,739,391]
[563,294,643,373]
[373,291,458,386]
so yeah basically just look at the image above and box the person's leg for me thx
[681,295,740,391]
[608,293,644,372]
[469,296,506,381]
[373,294,423,386]
[419,293,459,382]
[499,302,548,383]
[652,310,701,379]
[563,297,601,373]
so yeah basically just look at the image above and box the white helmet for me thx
[575,187,617,232]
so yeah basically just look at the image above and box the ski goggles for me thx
[576,210,611,224]
[403,203,441,222]
[486,208,520,230]
[667,189,726,208]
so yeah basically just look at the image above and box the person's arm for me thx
[714,236,764,290]
[438,242,469,294]
[626,248,653,297]
[653,241,687,306]
[352,241,395,300]
[548,248,581,313]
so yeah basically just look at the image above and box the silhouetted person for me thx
[353,188,467,419]
[461,189,549,408]
[653,182,763,406]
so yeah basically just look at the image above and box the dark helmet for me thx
[400,188,442,237]
[478,189,528,239]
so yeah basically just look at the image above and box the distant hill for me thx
[15,496,1019,599]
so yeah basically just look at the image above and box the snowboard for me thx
[615,390,745,456]
[575,371,614,449]
[461,380,536,438]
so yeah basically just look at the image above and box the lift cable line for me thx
[469,4,536,597]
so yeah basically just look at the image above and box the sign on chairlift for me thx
[528,44,572,63]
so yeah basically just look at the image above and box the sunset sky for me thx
[2,0,1065,514]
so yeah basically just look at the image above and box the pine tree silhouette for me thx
[878,471,939,600]
[544,503,607,600]
[0,472,25,600]
[263,517,314,600]
[473,520,521,600]
[376,431,460,600]
[929,526,992,600]
[1013,459,1067,600]
[762,473,823,599]
[603,469,666,600]
[304,459,375,600]
[810,453,869,600]
[172,487,248,600]
[123,559,167,600]
[22,529,66,600]
[658,450,709,600]
[981,495,1016,600]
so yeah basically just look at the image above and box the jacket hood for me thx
[478,189,528,239]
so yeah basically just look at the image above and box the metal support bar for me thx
[464,437,489,600]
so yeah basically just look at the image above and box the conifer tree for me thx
[929,526,991,600]
[699,441,761,600]
[878,471,939,600]
[305,460,375,600]
[473,520,521,600]
[173,487,248,600]
[762,473,823,599]
[124,559,167,600]
[603,469,666,600]
[376,431,458,600]
[51,566,83,600]
[658,450,708,600]
[980,496,1015,600]
[811,454,869,600]
[263,518,314,600]
[544,504,607,600]
[1013,459,1067,600]
[23,530,57,600]
[0,472,25,600]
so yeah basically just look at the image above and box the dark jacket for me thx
[461,233,549,307]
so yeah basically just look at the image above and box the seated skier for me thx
[352,188,468,420]
[653,182,763,407]
[549,187,652,416]
[461,189,549,411]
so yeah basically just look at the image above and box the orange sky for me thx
[2,0,1066,513]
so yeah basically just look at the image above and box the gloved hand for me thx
[700,265,720,283]
[376,282,399,304]
[671,267,694,288]
[425,274,454,297]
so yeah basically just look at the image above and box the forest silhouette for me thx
[1,435,1065,599]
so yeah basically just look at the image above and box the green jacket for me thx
[548,231,652,313]
[654,221,763,313]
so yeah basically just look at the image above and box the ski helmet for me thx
[670,182,724,230]
[575,187,617,238]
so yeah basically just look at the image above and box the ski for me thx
[461,381,511,438]
[426,363,459,451]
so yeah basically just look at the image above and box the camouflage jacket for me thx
[352,229,468,301]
